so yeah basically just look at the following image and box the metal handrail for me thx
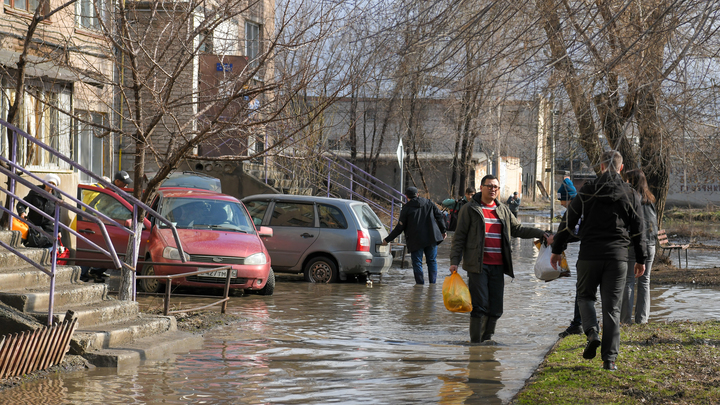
[0,118,186,324]
[268,154,403,230]
[136,265,234,315]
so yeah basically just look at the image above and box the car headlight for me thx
[163,246,190,261]
[244,252,267,265]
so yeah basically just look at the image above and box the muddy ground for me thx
[652,263,720,286]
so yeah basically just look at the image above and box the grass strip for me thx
[513,320,720,404]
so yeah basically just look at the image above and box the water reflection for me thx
[2,219,719,404]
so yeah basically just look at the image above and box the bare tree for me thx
[536,0,718,217]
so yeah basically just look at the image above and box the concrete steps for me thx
[244,162,314,195]
[70,314,176,354]
[0,281,107,312]
[0,264,81,289]
[30,298,139,326]
[0,230,202,369]
[82,330,204,369]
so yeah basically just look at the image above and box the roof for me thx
[0,49,102,86]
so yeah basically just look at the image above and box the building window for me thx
[76,111,105,183]
[77,0,105,30]
[1,87,71,170]
[198,30,213,53]
[245,21,260,68]
[4,0,49,13]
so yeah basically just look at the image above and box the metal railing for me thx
[136,265,233,315]
[263,150,406,230]
[0,119,188,324]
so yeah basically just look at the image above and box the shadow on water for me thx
[3,213,720,404]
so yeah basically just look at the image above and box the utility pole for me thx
[568,122,573,179]
[496,104,501,183]
[549,106,555,231]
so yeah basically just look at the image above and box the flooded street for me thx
[3,213,720,404]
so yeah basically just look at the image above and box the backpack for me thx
[447,199,466,232]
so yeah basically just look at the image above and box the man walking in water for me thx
[551,150,646,371]
[450,175,552,343]
[383,187,447,285]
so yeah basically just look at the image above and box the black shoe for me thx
[80,275,91,282]
[91,270,109,278]
[558,325,583,338]
[583,331,601,360]
[603,361,617,371]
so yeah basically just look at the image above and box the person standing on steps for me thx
[551,150,646,371]
[383,187,447,285]
[449,175,552,343]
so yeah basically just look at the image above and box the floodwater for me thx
[2,214,720,404]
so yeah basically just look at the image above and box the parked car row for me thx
[72,172,392,294]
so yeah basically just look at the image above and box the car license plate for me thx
[201,268,237,278]
[376,244,388,253]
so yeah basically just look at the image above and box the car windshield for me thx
[352,204,384,229]
[161,173,222,192]
[160,197,255,233]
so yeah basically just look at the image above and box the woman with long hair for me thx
[621,169,658,324]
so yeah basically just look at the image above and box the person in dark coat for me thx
[383,187,447,284]
[17,174,63,248]
[506,192,521,217]
[551,150,647,371]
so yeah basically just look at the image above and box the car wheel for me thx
[138,260,162,293]
[304,257,338,283]
[257,268,275,296]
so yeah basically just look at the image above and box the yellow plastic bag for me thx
[442,272,472,313]
[12,217,29,240]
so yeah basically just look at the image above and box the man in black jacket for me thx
[551,150,647,371]
[383,187,447,284]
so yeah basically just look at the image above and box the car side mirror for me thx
[124,218,150,229]
[258,226,273,238]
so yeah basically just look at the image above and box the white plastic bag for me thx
[533,241,569,281]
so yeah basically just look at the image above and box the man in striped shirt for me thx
[450,175,552,343]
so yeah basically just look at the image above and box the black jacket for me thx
[385,197,446,252]
[552,171,647,263]
[17,186,62,234]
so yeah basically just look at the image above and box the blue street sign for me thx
[216,63,233,72]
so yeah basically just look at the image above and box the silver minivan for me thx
[242,194,392,283]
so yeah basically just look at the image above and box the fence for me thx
[0,118,187,324]
[0,318,78,379]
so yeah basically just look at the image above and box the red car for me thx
[74,185,274,295]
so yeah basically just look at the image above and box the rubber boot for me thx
[470,316,487,343]
[482,317,499,342]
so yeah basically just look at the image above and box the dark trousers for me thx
[576,259,627,362]
[467,264,504,319]
[569,295,582,328]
